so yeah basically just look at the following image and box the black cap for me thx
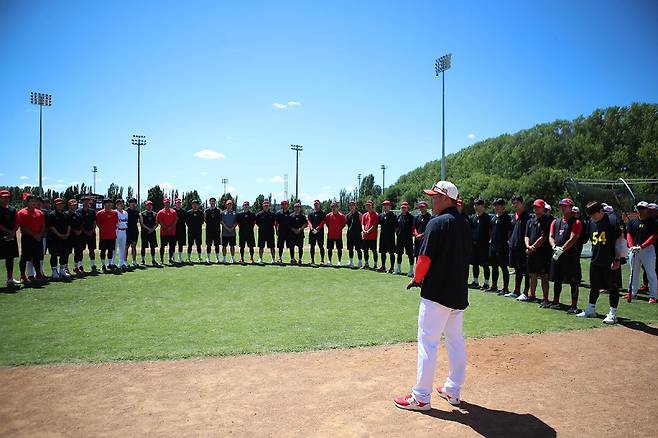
[192,199,200,204]
[102,198,112,204]
[493,198,505,206]
[209,197,216,202]
[128,198,137,203]
[473,198,485,205]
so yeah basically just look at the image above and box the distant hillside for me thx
[384,103,658,209]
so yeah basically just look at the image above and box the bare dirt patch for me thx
[1,325,656,437]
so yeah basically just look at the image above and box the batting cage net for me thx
[565,178,658,213]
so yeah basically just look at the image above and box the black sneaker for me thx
[566,306,579,315]
[539,300,551,308]
[485,286,498,292]
[497,289,509,296]
[549,302,561,309]
[468,281,480,289]
[90,266,98,273]
[102,266,108,273]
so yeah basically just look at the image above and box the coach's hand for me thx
[406,279,421,289]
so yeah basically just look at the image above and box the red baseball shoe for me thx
[625,292,633,303]
[649,298,657,304]
[436,387,461,406]
[394,394,430,411]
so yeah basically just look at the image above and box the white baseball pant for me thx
[629,245,657,299]
[412,297,466,404]
[115,230,127,266]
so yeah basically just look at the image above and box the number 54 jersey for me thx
[588,213,623,267]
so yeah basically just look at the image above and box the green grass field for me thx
[0,255,656,366]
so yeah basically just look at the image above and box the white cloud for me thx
[287,101,301,107]
[200,171,208,176]
[194,149,225,160]
[467,133,476,140]
[160,182,174,190]
[256,178,265,183]
[272,103,287,109]
[269,176,285,183]
[19,175,29,180]
[272,100,302,109]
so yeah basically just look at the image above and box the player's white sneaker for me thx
[516,293,528,301]
[576,308,596,318]
[602,313,617,324]
[326,261,332,267]
[505,291,519,298]
[59,268,71,278]
[347,259,353,267]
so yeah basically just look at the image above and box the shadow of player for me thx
[618,318,658,337]
[419,401,556,438]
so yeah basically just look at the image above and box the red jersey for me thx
[17,207,45,235]
[325,211,346,240]
[157,208,178,236]
[96,209,119,240]
[361,210,379,241]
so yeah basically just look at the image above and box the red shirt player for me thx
[17,194,47,282]
[325,202,346,265]
[156,198,178,263]
[96,199,119,269]
[360,200,380,269]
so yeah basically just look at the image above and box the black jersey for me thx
[470,213,491,245]
[397,212,414,241]
[276,210,293,234]
[308,210,327,230]
[141,210,157,229]
[525,213,552,254]
[345,211,362,236]
[589,213,622,267]
[79,207,96,232]
[413,212,431,236]
[174,208,187,234]
[627,218,656,245]
[379,211,398,236]
[490,213,512,250]
[237,211,256,235]
[256,210,276,234]
[186,208,204,232]
[510,210,530,249]
[205,208,222,235]
[0,205,17,237]
[290,213,307,233]
[127,208,140,232]
[47,209,70,238]
[66,209,82,231]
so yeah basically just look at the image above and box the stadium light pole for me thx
[357,173,362,199]
[30,92,53,195]
[381,165,387,193]
[131,135,147,205]
[291,144,303,201]
[92,166,98,193]
[222,178,228,194]
[435,53,452,181]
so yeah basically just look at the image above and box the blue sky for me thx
[1,0,657,204]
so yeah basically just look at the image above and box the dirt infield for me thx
[1,324,656,437]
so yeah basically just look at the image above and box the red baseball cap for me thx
[418,201,427,207]
[533,199,546,208]
[226,199,233,204]
[382,200,391,205]
[331,201,338,207]
[175,198,182,203]
[68,199,77,205]
[281,200,289,205]
[0,190,9,198]
[163,197,171,203]
[314,199,321,205]
[263,200,270,205]
[365,200,373,206]
[145,200,153,206]
[401,201,409,208]
[348,200,356,205]
[294,202,301,207]
[54,198,64,205]
[559,198,574,207]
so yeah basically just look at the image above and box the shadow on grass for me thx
[617,318,658,336]
[418,401,556,437]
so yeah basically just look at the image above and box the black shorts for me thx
[161,235,176,247]
[590,263,621,292]
[239,233,255,248]
[206,233,221,248]
[488,245,509,267]
[81,232,97,251]
[99,239,116,252]
[47,237,71,256]
[176,231,187,246]
[327,238,343,251]
[347,234,362,251]
[309,231,324,246]
[550,253,581,283]
[258,233,275,249]
[188,230,202,248]
[527,250,551,275]
[289,233,304,247]
[379,234,396,254]
[222,235,236,247]
[509,247,527,270]
[20,236,43,261]
[0,238,19,259]
[414,238,425,257]
[141,231,158,248]
[127,229,139,245]
[362,239,377,252]
[277,233,291,249]
[396,238,413,256]
[470,244,489,265]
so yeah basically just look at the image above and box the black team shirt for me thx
[525,214,552,257]
[346,211,362,237]
[237,210,256,236]
[379,211,398,238]
[419,207,472,310]
[397,212,414,242]
[127,208,140,234]
[276,209,292,235]
[79,207,96,233]
[141,210,157,229]
[174,207,187,236]
[490,213,512,252]
[0,205,17,237]
[470,212,491,246]
[510,210,530,250]
[308,210,326,232]
[290,212,307,239]
[186,209,204,234]
[413,212,431,236]
[47,209,70,240]
[627,217,656,246]
[256,210,276,236]
[589,213,622,267]
[205,208,221,236]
